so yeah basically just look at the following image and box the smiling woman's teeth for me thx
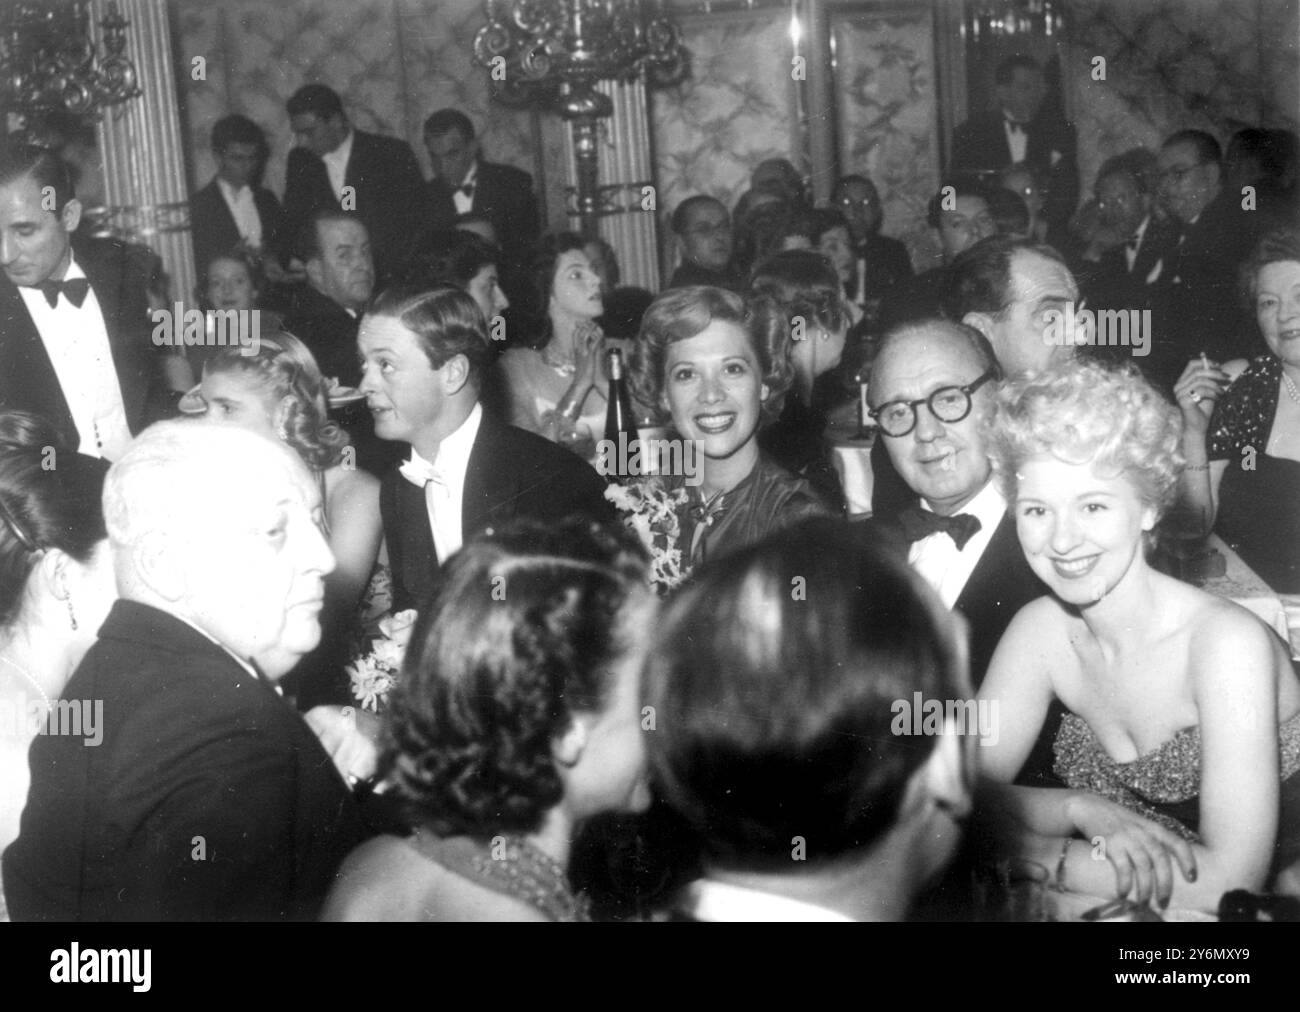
[1053,555,1098,578]
[695,413,735,433]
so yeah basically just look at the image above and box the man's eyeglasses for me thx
[1159,162,1207,186]
[684,222,731,238]
[869,369,998,437]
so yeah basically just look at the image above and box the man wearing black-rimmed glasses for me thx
[868,317,1059,791]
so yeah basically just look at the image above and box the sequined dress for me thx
[1053,710,1300,877]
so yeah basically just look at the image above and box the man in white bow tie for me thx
[359,284,612,611]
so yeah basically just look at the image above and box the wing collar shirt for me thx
[401,402,482,564]
[18,256,132,461]
[322,129,355,204]
[452,161,479,216]
[907,478,1007,609]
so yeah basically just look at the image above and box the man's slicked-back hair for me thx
[366,284,493,383]
[1162,129,1222,168]
[423,108,475,142]
[211,114,267,155]
[943,234,1067,319]
[0,143,75,212]
[294,208,367,264]
[286,83,344,119]
[647,518,968,871]
[994,53,1041,85]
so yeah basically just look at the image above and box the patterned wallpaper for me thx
[648,10,800,222]
[172,0,539,203]
[833,6,942,270]
[1063,0,1300,199]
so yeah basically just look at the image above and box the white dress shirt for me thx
[1003,118,1029,164]
[907,479,1008,609]
[17,257,132,461]
[216,177,263,248]
[322,129,355,203]
[403,403,482,563]
[452,161,478,216]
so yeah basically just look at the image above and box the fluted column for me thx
[92,0,193,304]
[562,76,661,293]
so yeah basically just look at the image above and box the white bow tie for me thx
[399,455,447,489]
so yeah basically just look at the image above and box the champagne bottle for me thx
[604,348,639,477]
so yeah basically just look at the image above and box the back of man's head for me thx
[286,83,344,120]
[647,518,972,913]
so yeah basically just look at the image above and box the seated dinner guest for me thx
[978,359,1300,910]
[0,413,116,921]
[322,517,654,921]
[188,332,383,708]
[1176,228,1300,593]
[626,286,826,573]
[2,421,367,921]
[492,233,616,459]
[647,519,972,921]
[358,285,611,612]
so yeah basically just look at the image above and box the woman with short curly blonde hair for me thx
[977,357,1300,911]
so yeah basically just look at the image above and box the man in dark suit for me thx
[421,109,539,288]
[189,114,283,276]
[867,317,1059,787]
[832,174,913,303]
[281,84,426,281]
[2,421,368,920]
[950,55,1078,238]
[1150,129,1269,388]
[666,196,741,291]
[358,285,612,612]
[0,144,168,459]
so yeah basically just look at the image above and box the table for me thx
[1202,534,1293,651]
[824,402,875,516]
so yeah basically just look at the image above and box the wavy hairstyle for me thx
[1239,226,1300,312]
[986,358,1183,517]
[201,330,350,472]
[381,518,650,839]
[646,518,966,870]
[628,285,794,426]
[524,232,590,349]
[0,411,109,631]
[748,248,848,336]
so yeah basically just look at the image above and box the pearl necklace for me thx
[1283,370,1300,405]
[0,653,51,710]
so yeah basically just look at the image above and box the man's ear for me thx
[467,136,480,163]
[60,198,82,235]
[551,715,589,769]
[897,718,972,827]
[130,531,187,604]
[305,257,324,292]
[440,353,471,395]
[962,311,994,341]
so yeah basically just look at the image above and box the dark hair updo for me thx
[0,411,109,630]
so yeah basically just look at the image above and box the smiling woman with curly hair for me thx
[977,357,1300,911]
[321,517,655,921]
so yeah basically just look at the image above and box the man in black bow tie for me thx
[0,144,168,460]
[868,317,1059,788]
[950,55,1078,238]
[421,108,539,307]
[868,318,1046,690]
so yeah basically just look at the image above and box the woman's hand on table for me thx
[1065,792,1197,907]
[305,704,381,787]
[1173,357,1230,434]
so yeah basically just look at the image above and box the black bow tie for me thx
[899,506,982,550]
[456,181,475,198]
[37,277,90,309]
[1125,235,1141,252]
[1005,119,1028,135]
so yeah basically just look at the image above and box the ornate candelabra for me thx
[474,0,687,236]
[1,1,141,140]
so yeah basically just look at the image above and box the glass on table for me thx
[971,858,1055,922]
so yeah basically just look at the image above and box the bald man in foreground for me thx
[3,421,368,921]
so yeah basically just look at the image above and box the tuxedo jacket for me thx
[281,282,362,388]
[190,177,284,274]
[950,110,1079,230]
[282,129,426,278]
[424,160,539,264]
[1,600,368,922]
[858,233,914,300]
[381,412,615,612]
[873,508,1063,785]
[0,236,168,450]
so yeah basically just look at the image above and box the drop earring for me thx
[66,593,78,631]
